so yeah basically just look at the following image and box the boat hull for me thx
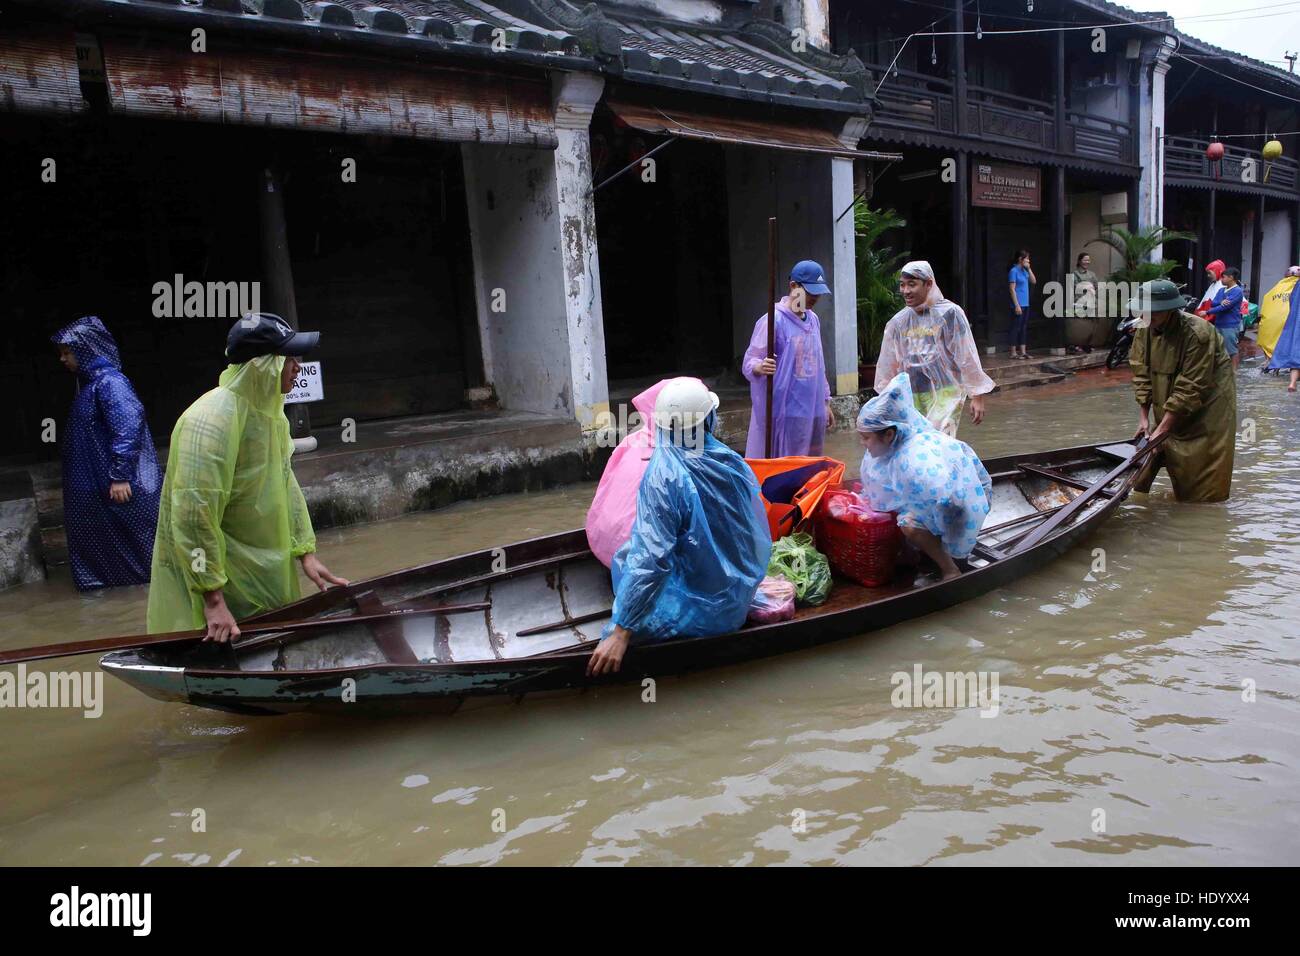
[101,440,1142,715]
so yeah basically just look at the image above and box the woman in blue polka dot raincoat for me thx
[52,316,161,590]
[856,372,992,581]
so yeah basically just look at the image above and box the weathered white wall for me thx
[1068,191,1123,276]
[724,144,857,395]
[611,0,723,25]
[462,143,575,418]
[775,0,830,49]
[460,73,610,430]
[1243,209,1294,296]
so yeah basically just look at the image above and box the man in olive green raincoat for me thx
[1128,279,1236,502]
[146,315,348,641]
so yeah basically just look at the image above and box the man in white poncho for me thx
[874,261,996,436]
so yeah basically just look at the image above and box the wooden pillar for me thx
[953,0,967,136]
[259,164,309,438]
[1250,194,1265,302]
[1052,165,1066,348]
[1054,24,1066,153]
[1201,187,1211,264]
[953,152,969,309]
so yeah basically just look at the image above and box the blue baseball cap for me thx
[790,260,831,296]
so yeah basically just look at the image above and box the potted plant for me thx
[855,200,908,385]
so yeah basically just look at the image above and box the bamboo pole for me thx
[765,216,778,458]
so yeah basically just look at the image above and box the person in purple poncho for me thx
[742,259,834,458]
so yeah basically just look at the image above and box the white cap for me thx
[654,377,720,433]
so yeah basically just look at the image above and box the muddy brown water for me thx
[1,367,1297,865]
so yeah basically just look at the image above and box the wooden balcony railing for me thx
[1065,111,1134,164]
[865,66,957,133]
[1164,136,1298,194]
[864,66,1134,165]
[966,85,1055,150]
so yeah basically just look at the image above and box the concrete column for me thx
[1136,37,1175,256]
[830,155,859,395]
[551,72,610,431]
[460,72,609,431]
[831,116,869,395]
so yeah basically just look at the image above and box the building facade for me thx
[1,0,884,466]
[820,0,1299,349]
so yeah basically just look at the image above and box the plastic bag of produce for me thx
[746,575,796,625]
[766,532,832,606]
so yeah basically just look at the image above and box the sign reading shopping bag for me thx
[284,361,323,404]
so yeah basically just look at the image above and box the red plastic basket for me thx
[814,488,902,588]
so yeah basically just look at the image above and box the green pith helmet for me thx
[1127,278,1194,316]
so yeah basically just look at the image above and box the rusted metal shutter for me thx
[607,99,896,160]
[101,39,556,147]
[0,28,86,115]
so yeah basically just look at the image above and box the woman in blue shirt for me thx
[1008,249,1036,359]
[1205,266,1245,370]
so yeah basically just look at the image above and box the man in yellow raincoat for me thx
[1128,280,1236,503]
[147,315,348,641]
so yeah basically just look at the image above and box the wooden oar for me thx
[0,601,490,667]
[1009,433,1167,556]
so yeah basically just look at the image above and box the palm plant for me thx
[855,200,909,363]
[1088,225,1196,284]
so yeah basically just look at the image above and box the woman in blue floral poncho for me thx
[856,373,992,579]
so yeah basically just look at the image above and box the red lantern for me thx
[1206,140,1224,180]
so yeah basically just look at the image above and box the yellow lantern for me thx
[1262,139,1283,183]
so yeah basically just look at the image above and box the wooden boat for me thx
[100,439,1151,715]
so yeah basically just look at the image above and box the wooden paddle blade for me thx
[1009,434,1166,556]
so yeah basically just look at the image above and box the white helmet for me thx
[654,377,720,433]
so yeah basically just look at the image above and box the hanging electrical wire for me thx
[872,14,1300,103]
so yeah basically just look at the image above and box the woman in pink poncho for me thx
[585,377,702,567]
[741,259,835,459]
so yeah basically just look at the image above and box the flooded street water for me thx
[2,365,1298,866]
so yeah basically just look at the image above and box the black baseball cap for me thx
[225,313,320,364]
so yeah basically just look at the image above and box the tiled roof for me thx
[41,0,870,111]
[44,0,582,56]
[1170,31,1300,92]
[1066,0,1300,91]
[515,0,868,107]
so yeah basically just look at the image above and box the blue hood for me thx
[52,316,122,379]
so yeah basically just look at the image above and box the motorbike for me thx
[1105,315,1140,370]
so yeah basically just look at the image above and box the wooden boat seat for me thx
[352,589,420,664]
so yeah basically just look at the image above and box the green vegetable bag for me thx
[766,533,832,606]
